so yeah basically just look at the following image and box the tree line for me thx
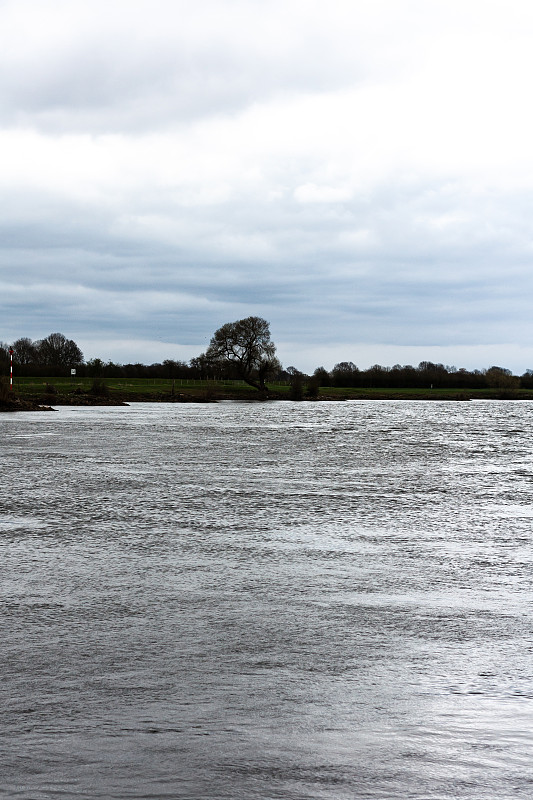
[0,333,83,377]
[2,321,532,392]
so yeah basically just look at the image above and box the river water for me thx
[1,400,532,799]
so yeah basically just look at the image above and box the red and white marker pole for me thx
[9,348,13,391]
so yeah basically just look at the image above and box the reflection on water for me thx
[1,401,533,799]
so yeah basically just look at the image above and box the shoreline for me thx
[0,397,55,412]
[3,386,531,411]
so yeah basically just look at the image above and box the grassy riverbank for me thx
[8,376,533,405]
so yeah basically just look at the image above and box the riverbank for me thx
[0,395,54,412]
[4,376,533,409]
[4,387,532,410]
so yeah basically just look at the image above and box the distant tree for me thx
[306,375,320,398]
[417,361,435,372]
[364,364,390,387]
[288,372,305,400]
[313,366,331,386]
[331,361,359,387]
[286,367,304,400]
[86,357,105,377]
[486,365,512,377]
[203,316,279,390]
[0,342,9,373]
[189,353,212,380]
[286,366,300,378]
[123,362,148,378]
[520,369,533,389]
[37,333,84,368]
[485,366,519,396]
[103,361,125,378]
[162,359,188,379]
[416,361,449,388]
[11,337,38,365]
[388,364,404,388]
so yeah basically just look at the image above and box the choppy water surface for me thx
[1,400,533,799]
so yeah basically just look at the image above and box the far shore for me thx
[3,377,533,411]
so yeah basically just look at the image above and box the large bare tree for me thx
[204,316,279,390]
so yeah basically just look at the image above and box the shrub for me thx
[0,377,10,401]
[306,376,320,398]
[288,374,304,400]
[90,378,109,397]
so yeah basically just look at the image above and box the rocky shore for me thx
[0,395,54,412]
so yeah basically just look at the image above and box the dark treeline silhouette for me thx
[320,361,525,391]
[0,333,84,378]
[2,331,533,391]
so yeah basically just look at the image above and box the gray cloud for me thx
[2,0,533,373]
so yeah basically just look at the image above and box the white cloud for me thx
[294,183,353,204]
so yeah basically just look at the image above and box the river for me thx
[1,401,532,799]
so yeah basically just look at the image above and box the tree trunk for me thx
[243,376,264,391]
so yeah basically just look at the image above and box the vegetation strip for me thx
[4,376,533,411]
[3,316,532,409]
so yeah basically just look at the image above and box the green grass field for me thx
[12,376,290,398]
[10,376,533,401]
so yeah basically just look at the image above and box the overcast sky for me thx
[2,0,533,372]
